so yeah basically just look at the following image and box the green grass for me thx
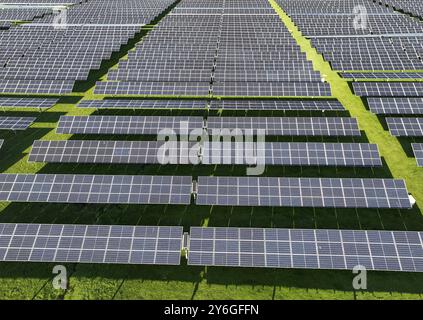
[0,1,422,300]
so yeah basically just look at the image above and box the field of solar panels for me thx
[0,0,422,300]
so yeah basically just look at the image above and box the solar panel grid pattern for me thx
[94,81,211,96]
[196,177,411,209]
[353,83,423,97]
[201,142,382,167]
[343,72,423,80]
[0,117,35,130]
[0,174,192,205]
[0,0,176,89]
[213,82,332,97]
[78,100,207,109]
[96,0,328,97]
[0,223,183,265]
[0,98,58,109]
[368,97,423,115]
[281,0,423,72]
[188,227,423,272]
[386,118,423,136]
[29,140,200,164]
[56,116,204,135]
[413,144,423,167]
[207,117,360,136]
[0,80,75,94]
[209,100,344,111]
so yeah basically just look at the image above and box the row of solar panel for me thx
[296,0,423,170]
[55,116,361,136]
[0,174,412,209]
[353,82,423,98]
[0,0,175,85]
[290,0,423,73]
[77,99,345,111]
[0,98,345,111]
[0,117,35,130]
[97,0,326,98]
[0,223,421,272]
[28,140,383,167]
[0,80,334,96]
[92,81,332,97]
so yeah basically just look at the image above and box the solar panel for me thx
[207,117,360,136]
[0,174,192,205]
[196,177,411,209]
[213,82,332,97]
[0,223,183,265]
[108,69,213,82]
[0,97,58,109]
[209,100,345,111]
[386,118,423,136]
[78,100,207,110]
[188,227,423,272]
[29,140,200,164]
[353,82,423,97]
[94,81,211,96]
[412,143,423,167]
[202,142,382,167]
[56,116,204,135]
[368,97,423,115]
[213,70,322,82]
[0,80,74,94]
[0,117,35,130]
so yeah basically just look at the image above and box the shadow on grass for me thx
[397,137,423,158]
[205,266,423,295]
[34,161,391,179]
[57,96,84,105]
[71,1,181,94]
[0,128,52,171]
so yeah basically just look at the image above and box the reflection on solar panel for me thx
[0,174,192,204]
[368,97,423,115]
[0,117,35,130]
[0,97,58,109]
[386,118,423,136]
[214,70,322,82]
[188,227,423,272]
[29,140,200,164]
[207,117,360,136]
[0,223,183,265]
[78,100,207,109]
[196,177,411,208]
[209,100,345,111]
[412,144,423,167]
[353,82,423,97]
[0,140,3,150]
[56,116,204,135]
[202,142,382,167]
